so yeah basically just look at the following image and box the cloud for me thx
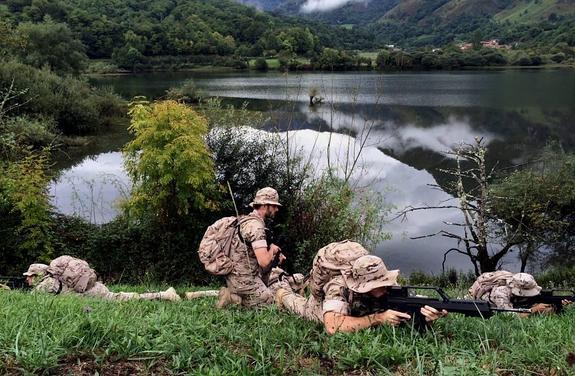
[301,0,367,13]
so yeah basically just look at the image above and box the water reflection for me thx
[49,152,130,224]
[51,71,575,272]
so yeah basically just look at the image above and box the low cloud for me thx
[301,0,367,13]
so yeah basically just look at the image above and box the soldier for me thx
[468,271,570,314]
[23,260,181,302]
[216,187,295,308]
[275,241,447,334]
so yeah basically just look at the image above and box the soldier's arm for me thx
[323,310,411,335]
[321,278,411,334]
[241,217,278,269]
[253,244,280,269]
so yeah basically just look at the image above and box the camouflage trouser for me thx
[281,291,323,323]
[226,274,278,307]
[226,268,303,308]
[82,282,139,301]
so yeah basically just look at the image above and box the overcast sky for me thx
[301,0,367,13]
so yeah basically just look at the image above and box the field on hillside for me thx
[1,287,575,375]
[495,0,568,23]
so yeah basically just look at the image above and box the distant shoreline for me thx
[85,63,575,77]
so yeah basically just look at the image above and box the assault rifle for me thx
[265,226,286,269]
[351,286,530,332]
[0,276,29,290]
[513,289,575,313]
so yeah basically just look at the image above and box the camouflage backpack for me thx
[309,240,369,300]
[47,255,97,293]
[198,216,243,276]
[468,271,515,299]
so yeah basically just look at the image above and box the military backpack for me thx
[468,270,515,299]
[47,255,97,293]
[309,240,369,300]
[198,216,243,276]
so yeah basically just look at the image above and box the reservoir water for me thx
[50,70,575,273]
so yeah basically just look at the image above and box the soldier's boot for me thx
[216,287,242,309]
[185,290,219,300]
[274,288,291,311]
[160,287,181,302]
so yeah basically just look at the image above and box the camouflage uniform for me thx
[471,272,542,310]
[279,242,399,323]
[225,211,278,307]
[34,275,179,301]
[24,262,180,301]
[223,187,293,307]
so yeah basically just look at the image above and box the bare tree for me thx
[398,138,523,275]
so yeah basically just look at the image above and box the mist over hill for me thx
[236,0,575,47]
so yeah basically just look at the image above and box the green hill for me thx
[237,0,574,49]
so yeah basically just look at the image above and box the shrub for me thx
[0,60,125,135]
[254,57,268,71]
[0,150,54,275]
[204,99,390,273]
[550,52,566,63]
[123,99,221,222]
[1,115,58,149]
[165,80,204,104]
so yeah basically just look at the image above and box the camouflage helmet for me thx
[23,263,49,277]
[509,273,541,297]
[342,255,399,294]
[249,187,282,207]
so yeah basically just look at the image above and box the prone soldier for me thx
[23,258,181,302]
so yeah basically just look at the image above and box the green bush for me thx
[254,57,268,71]
[0,150,54,275]
[204,99,390,273]
[536,267,575,288]
[0,60,125,135]
[165,80,204,104]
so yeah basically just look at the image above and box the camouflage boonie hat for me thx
[23,263,49,277]
[249,187,282,207]
[342,255,399,293]
[509,273,541,297]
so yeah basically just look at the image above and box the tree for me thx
[490,146,575,270]
[400,139,523,275]
[0,149,54,275]
[16,18,87,75]
[254,57,268,71]
[123,99,220,224]
[112,30,147,71]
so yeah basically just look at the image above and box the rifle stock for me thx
[352,285,529,332]
[513,289,575,313]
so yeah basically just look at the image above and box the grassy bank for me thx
[1,288,574,375]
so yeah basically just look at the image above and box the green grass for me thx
[358,51,379,61]
[1,288,575,375]
[248,58,280,70]
[495,0,561,23]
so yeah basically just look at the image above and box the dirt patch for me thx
[51,357,171,376]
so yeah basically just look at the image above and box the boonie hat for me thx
[249,187,282,207]
[23,263,49,277]
[509,273,542,297]
[342,255,399,293]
